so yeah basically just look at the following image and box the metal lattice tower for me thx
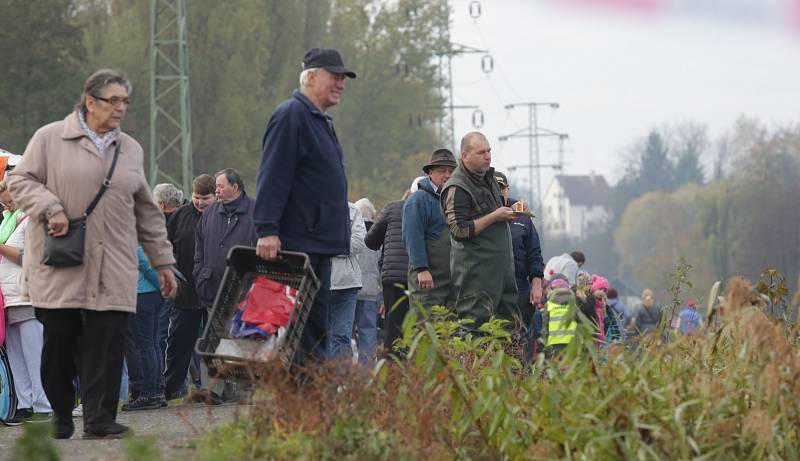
[149,0,192,194]
[499,102,565,209]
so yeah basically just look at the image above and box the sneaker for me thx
[72,404,83,418]
[3,408,33,426]
[82,422,131,440]
[53,415,75,439]
[121,396,161,412]
[25,412,53,424]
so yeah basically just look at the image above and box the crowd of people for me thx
[0,47,702,441]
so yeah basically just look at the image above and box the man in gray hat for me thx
[401,149,457,310]
[254,48,356,366]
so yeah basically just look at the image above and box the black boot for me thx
[82,421,131,439]
[53,414,75,439]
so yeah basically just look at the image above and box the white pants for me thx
[5,319,52,413]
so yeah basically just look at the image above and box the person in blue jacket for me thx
[678,299,702,335]
[402,149,457,310]
[494,171,544,333]
[121,245,165,411]
[254,48,356,366]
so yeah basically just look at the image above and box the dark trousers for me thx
[123,314,144,399]
[134,291,164,397]
[36,308,127,431]
[294,254,331,367]
[517,292,535,332]
[164,308,206,397]
[382,282,410,356]
[523,302,544,363]
[157,298,174,395]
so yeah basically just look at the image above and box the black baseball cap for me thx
[494,171,509,189]
[302,48,357,78]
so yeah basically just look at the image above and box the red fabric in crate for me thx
[240,277,297,334]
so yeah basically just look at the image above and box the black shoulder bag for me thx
[42,142,121,267]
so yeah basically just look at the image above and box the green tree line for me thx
[0,0,448,208]
[545,117,800,298]
[615,118,800,296]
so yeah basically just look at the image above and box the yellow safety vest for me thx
[546,298,577,346]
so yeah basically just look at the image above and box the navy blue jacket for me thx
[508,199,544,293]
[194,195,258,308]
[401,178,447,271]
[254,90,350,255]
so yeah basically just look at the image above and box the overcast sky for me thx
[448,0,800,196]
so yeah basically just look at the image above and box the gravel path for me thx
[0,403,245,461]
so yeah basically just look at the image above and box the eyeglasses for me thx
[93,95,132,107]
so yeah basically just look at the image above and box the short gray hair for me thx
[354,198,376,221]
[153,183,183,209]
[299,68,317,90]
[75,69,132,113]
[215,168,246,193]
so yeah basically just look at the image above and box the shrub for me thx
[198,273,800,460]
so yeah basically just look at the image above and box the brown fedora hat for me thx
[422,148,457,174]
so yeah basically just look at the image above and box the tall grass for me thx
[198,274,800,460]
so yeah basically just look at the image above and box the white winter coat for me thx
[330,203,366,290]
[0,215,28,307]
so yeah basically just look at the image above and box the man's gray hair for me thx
[75,69,132,113]
[299,68,317,90]
[215,168,246,193]
[153,183,183,209]
[354,198,376,222]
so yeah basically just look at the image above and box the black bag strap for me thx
[84,141,121,217]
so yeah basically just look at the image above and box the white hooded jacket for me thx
[330,203,366,290]
[543,253,579,284]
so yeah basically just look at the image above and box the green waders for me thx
[408,226,454,310]
[449,220,519,328]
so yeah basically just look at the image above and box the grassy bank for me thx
[198,275,800,460]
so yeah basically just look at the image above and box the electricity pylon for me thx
[149,0,193,194]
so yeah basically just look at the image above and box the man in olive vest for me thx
[402,149,457,311]
[440,132,519,328]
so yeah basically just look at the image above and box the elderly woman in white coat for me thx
[0,180,52,425]
[8,69,176,440]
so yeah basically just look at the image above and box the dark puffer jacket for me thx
[365,200,409,285]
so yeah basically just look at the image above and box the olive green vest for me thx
[441,164,504,220]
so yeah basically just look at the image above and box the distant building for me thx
[542,174,611,240]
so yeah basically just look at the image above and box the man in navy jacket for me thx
[254,48,356,365]
[495,171,544,331]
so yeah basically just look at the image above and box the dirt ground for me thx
[0,403,245,461]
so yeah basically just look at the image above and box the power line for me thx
[499,102,568,211]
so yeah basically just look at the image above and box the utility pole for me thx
[437,0,488,152]
[498,102,564,208]
[150,0,193,194]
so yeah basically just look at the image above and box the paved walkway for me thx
[0,403,244,461]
